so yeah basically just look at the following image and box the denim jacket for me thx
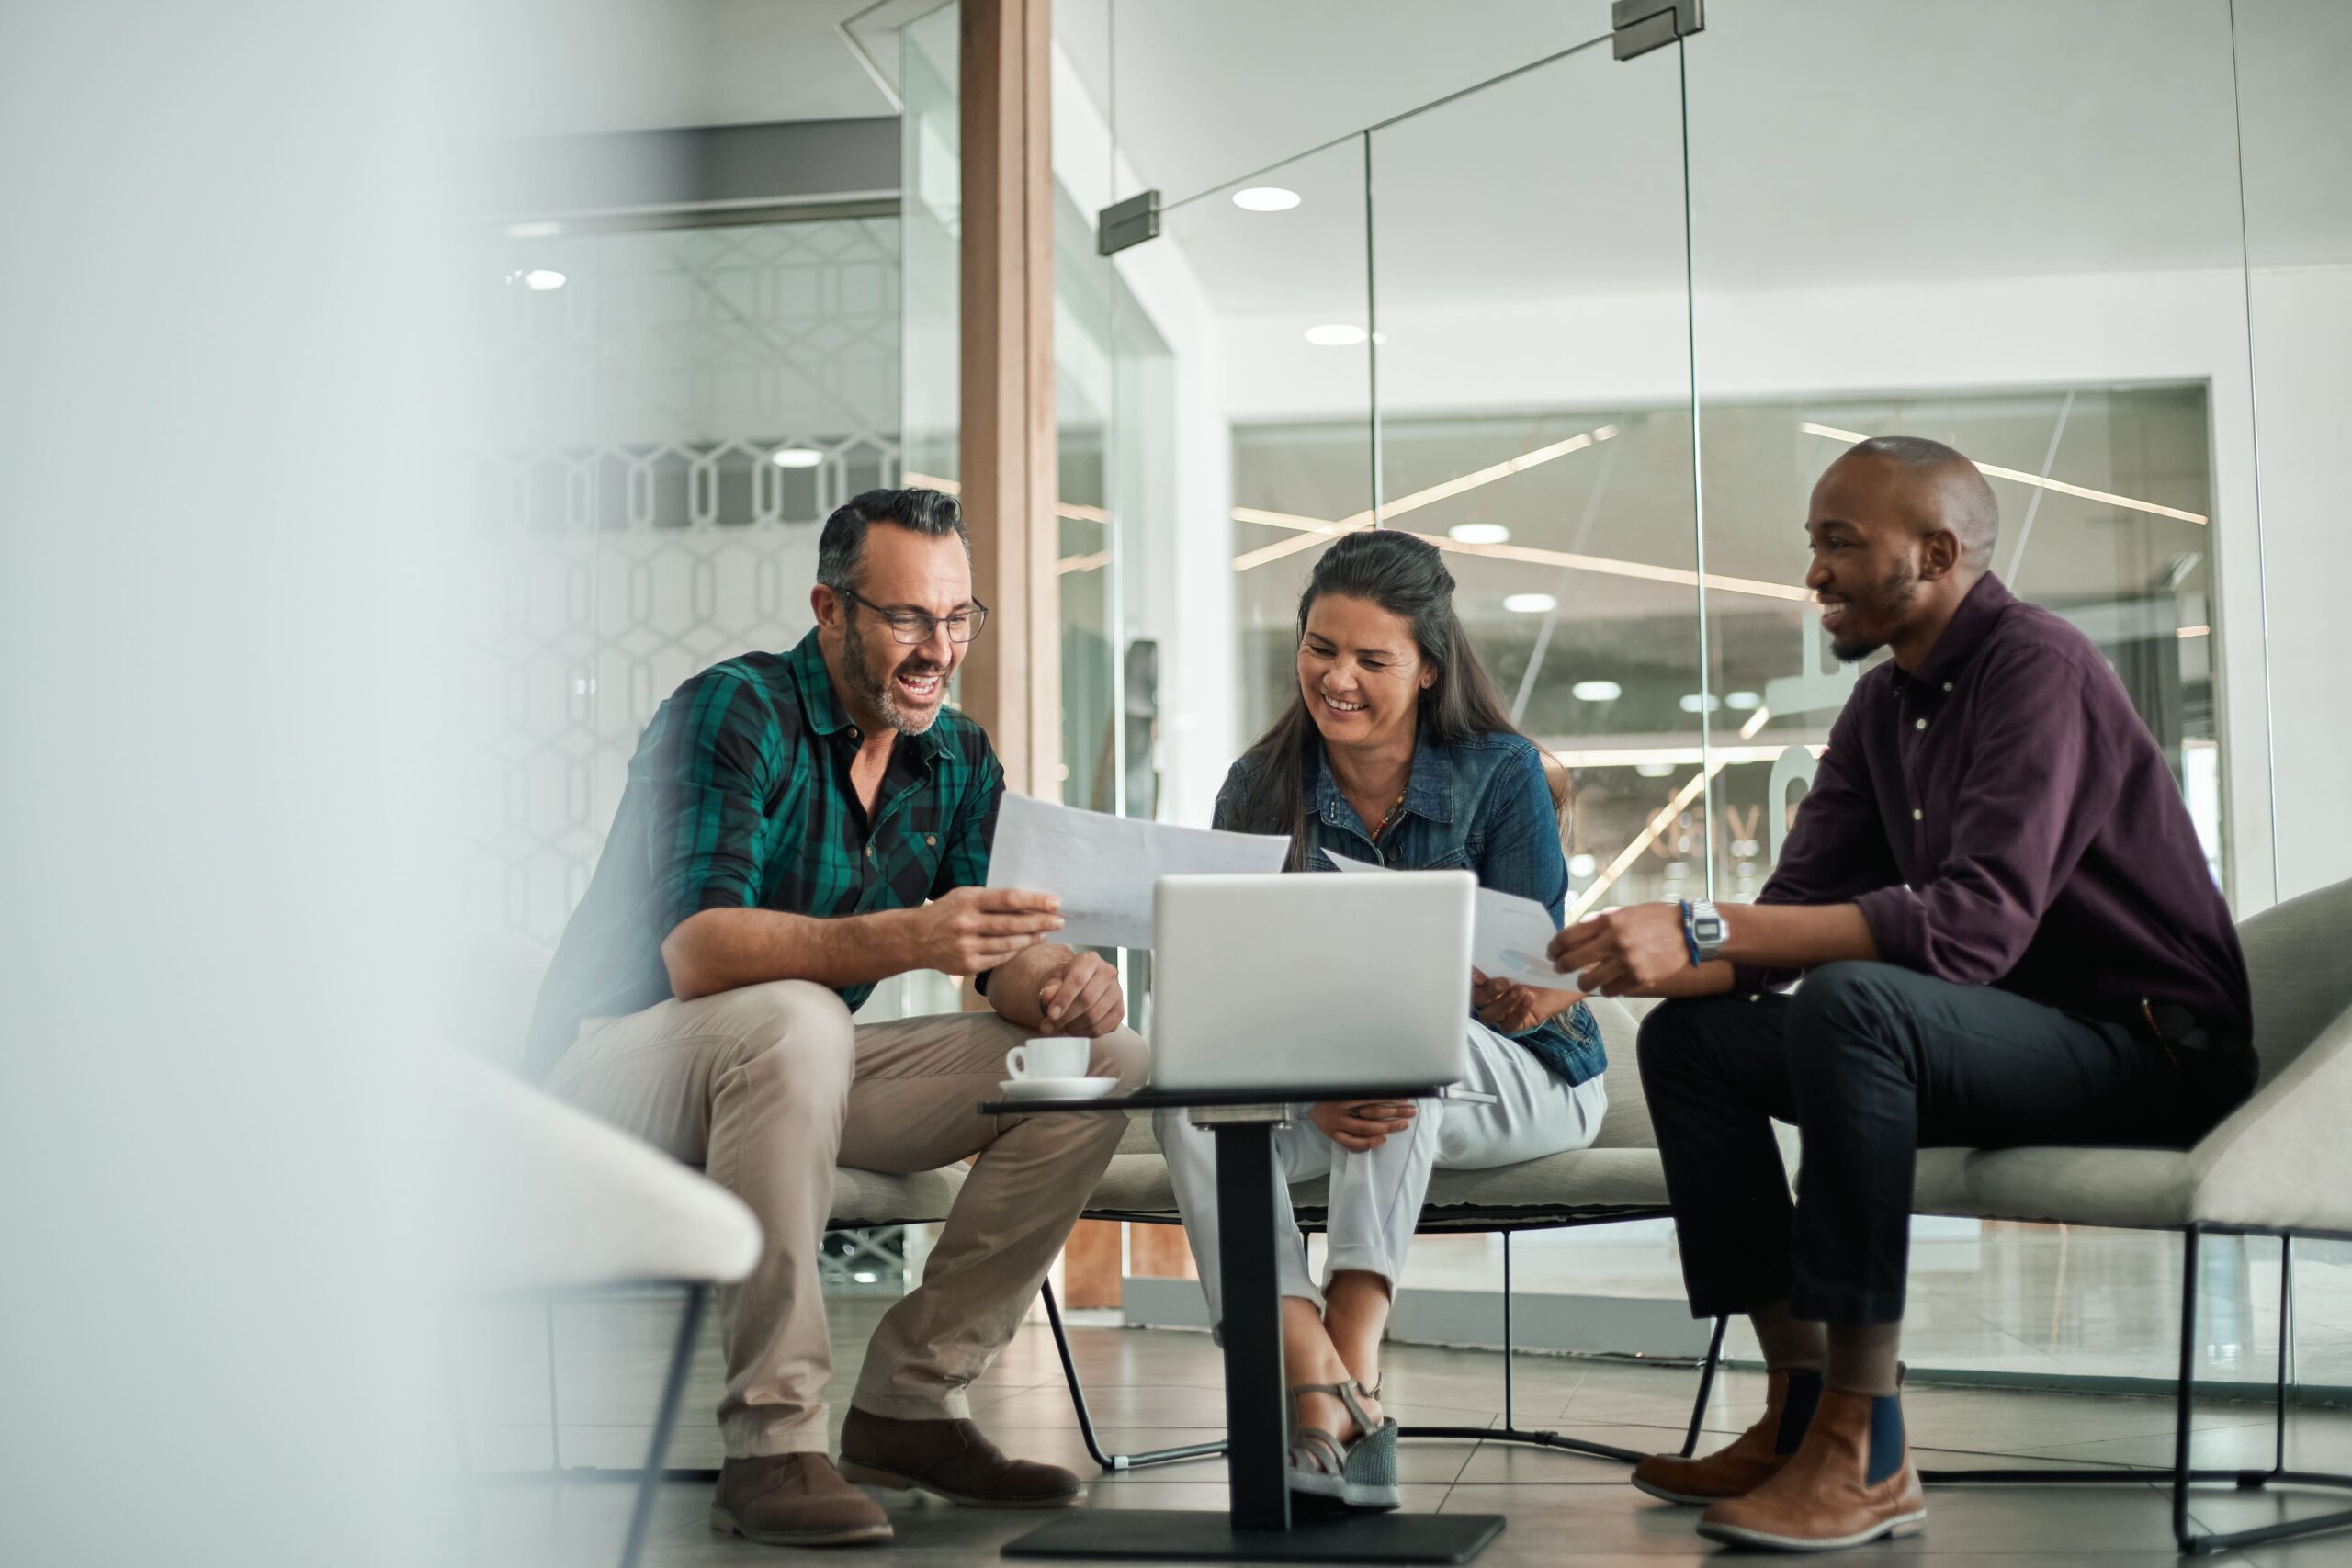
[1212,731,1607,1088]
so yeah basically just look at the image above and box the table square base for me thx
[1001,1507,1505,1563]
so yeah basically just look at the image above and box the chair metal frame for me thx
[1048,1210,2352,1556]
[1917,1223,2352,1557]
[456,1280,710,1568]
[1040,1209,1731,1472]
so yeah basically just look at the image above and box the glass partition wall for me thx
[1364,37,1703,915]
[1685,0,2261,912]
[1081,0,2327,1386]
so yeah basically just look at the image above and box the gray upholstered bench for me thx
[1045,877,2352,1555]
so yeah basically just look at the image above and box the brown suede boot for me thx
[1695,1389,1925,1552]
[710,1453,893,1547]
[1631,1368,1821,1506]
[837,1408,1083,1509]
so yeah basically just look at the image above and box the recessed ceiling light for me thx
[505,220,562,239]
[1448,523,1511,545]
[1678,693,1724,713]
[1724,690,1762,710]
[771,447,824,468]
[1503,592,1556,615]
[1570,680,1623,702]
[1568,853,1598,878]
[1232,186,1301,212]
[1634,761,1678,778]
[1304,324,1367,347]
[514,268,566,291]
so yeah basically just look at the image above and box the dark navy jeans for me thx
[1637,961,2247,1324]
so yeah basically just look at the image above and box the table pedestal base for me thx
[974,1096,1495,1566]
[1001,1508,1506,1563]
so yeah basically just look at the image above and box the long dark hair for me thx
[1240,529,1569,868]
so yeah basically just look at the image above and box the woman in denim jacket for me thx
[1156,529,1608,1509]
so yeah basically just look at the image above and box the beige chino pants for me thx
[547,978,1148,1457]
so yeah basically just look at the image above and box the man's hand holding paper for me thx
[984,793,1290,949]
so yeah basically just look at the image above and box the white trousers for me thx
[1154,1024,1609,1323]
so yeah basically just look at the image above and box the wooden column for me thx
[961,0,1121,1304]
[957,0,1058,797]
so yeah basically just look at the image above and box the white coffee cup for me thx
[1005,1036,1090,1081]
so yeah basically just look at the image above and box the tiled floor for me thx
[456,1295,2352,1567]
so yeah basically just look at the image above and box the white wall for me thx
[2244,265,2352,901]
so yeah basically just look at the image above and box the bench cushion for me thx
[830,1164,967,1228]
[1084,1145,1676,1230]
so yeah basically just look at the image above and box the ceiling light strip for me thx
[1228,424,1618,573]
[1535,742,1797,768]
[1232,515,1375,572]
[1567,759,1727,921]
[902,470,1108,525]
[1405,532,1815,604]
[1380,433,1593,519]
[1231,506,1358,536]
[1233,507,1812,603]
[1796,423,2207,525]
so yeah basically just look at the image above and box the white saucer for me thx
[997,1076,1123,1101]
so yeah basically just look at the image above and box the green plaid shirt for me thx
[525,630,1003,1079]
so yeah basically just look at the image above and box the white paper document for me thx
[984,793,1291,950]
[1322,848,1564,984]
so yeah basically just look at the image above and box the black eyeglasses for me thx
[841,589,990,645]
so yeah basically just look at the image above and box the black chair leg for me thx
[1042,1279,1227,1472]
[2172,1225,2201,1551]
[1679,1316,1729,1459]
[1406,1237,1731,1468]
[619,1284,707,1568]
[1919,1224,2352,1555]
[1047,1238,1730,1473]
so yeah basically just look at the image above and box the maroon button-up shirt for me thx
[1743,573,2251,1043]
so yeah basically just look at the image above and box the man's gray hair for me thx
[816,487,969,593]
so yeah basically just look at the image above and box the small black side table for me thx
[978,1086,1505,1565]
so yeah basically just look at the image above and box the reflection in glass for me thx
[1362,34,1702,913]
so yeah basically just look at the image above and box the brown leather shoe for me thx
[837,1408,1083,1510]
[710,1453,893,1547]
[1695,1389,1925,1552]
[1631,1368,1822,1506]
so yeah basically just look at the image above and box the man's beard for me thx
[1829,559,1922,663]
[841,615,948,735]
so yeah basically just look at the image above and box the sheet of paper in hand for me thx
[1321,848,1562,983]
[983,793,1291,949]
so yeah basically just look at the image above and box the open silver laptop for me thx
[1148,870,1476,1093]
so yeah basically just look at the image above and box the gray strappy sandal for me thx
[1284,1379,1401,1511]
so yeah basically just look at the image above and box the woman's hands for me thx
[1308,1099,1419,1152]
[1471,969,1583,1035]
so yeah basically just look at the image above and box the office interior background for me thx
[6,3,2349,1566]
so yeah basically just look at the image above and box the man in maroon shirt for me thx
[1550,436,2253,1554]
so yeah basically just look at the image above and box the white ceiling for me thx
[1067,0,2352,315]
[474,0,2349,310]
[477,0,897,139]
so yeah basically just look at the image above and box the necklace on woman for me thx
[1367,791,1408,843]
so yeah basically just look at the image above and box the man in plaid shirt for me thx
[529,488,1146,1547]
